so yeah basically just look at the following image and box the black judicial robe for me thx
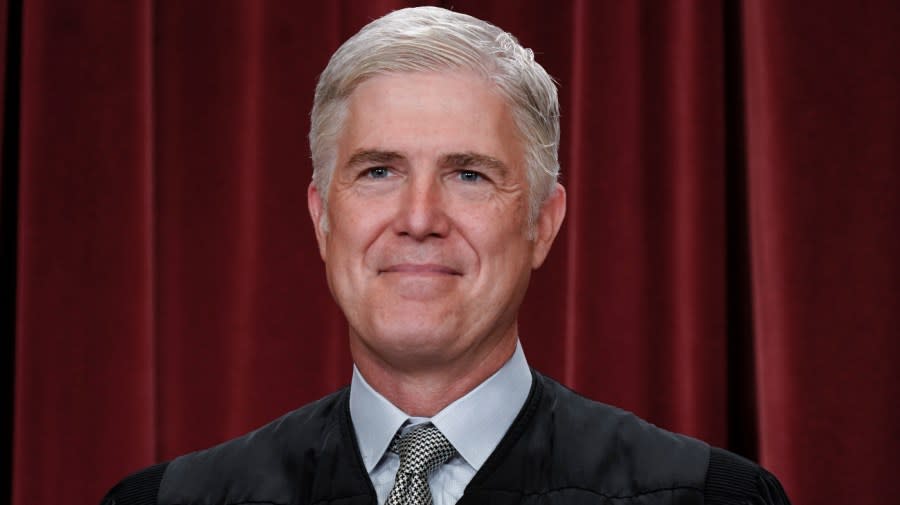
[102,371,790,505]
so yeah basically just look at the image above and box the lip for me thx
[379,263,462,276]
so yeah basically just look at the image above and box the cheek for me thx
[325,205,396,277]
[451,203,527,266]
[467,219,533,275]
[328,197,381,243]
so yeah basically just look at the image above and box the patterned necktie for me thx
[386,424,456,505]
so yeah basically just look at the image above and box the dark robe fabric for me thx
[102,371,790,505]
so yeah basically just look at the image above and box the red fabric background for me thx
[8,1,898,505]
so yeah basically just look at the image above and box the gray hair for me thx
[309,6,559,228]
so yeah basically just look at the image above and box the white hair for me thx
[309,6,559,229]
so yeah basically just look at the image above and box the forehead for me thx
[336,71,525,167]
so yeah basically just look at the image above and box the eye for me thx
[458,170,482,183]
[365,167,391,179]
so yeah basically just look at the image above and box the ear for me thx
[307,182,328,261]
[531,183,566,269]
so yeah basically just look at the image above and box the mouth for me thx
[379,263,462,276]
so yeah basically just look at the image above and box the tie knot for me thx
[391,424,455,476]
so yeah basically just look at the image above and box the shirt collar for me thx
[349,365,409,472]
[349,340,532,473]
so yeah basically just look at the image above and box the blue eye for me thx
[367,167,390,179]
[459,170,481,182]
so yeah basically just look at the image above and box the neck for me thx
[351,329,518,417]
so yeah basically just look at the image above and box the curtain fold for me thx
[8,2,898,505]
[151,1,355,458]
[742,2,900,502]
[13,1,156,503]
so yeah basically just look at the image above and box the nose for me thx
[392,173,451,240]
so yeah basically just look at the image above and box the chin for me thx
[357,321,465,365]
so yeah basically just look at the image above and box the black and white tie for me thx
[386,424,456,505]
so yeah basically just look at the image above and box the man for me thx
[103,7,789,505]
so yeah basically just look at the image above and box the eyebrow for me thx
[344,148,509,174]
[345,149,404,167]
[440,152,508,174]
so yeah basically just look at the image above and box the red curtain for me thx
[7,1,898,505]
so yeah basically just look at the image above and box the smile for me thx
[379,263,462,276]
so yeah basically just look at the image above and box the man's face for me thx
[309,71,563,373]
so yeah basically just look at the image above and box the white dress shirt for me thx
[349,341,532,505]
